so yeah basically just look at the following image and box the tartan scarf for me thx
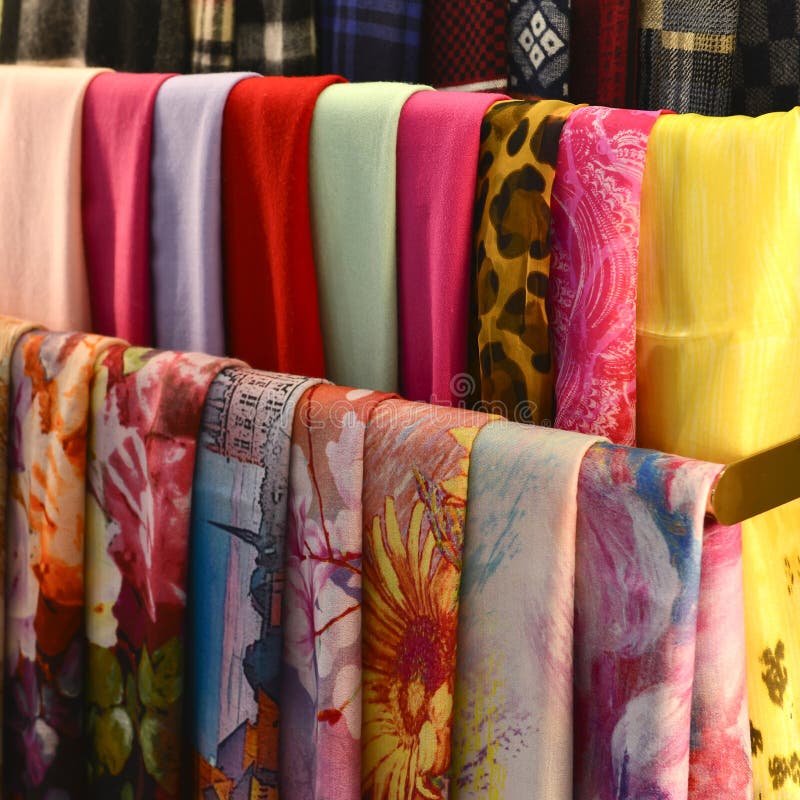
[638,0,738,115]
[189,0,234,71]
[0,0,190,70]
[733,0,800,115]
[317,0,422,82]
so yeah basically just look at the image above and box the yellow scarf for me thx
[638,109,800,797]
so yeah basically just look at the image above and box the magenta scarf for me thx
[82,72,174,346]
[549,107,667,445]
[397,90,507,407]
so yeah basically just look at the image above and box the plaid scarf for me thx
[317,0,422,82]
[1,0,189,70]
[733,0,800,115]
[235,0,316,74]
[422,0,507,91]
[638,0,738,115]
[189,0,234,71]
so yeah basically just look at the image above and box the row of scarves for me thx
[0,314,752,799]
[1,0,798,116]
[1,66,800,797]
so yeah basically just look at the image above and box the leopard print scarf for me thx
[469,98,577,424]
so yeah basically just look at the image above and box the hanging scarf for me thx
[507,0,570,99]
[0,315,38,782]
[84,346,238,797]
[150,72,255,356]
[452,422,603,798]
[84,0,189,71]
[222,75,344,376]
[317,0,422,82]
[397,90,508,407]
[733,0,800,115]
[637,108,800,799]
[469,98,576,424]
[361,399,493,798]
[0,66,102,331]
[5,330,120,798]
[310,82,429,392]
[549,106,666,445]
[0,0,88,64]
[570,0,638,106]
[235,0,316,74]
[189,0,234,71]
[638,0,738,115]
[422,0,508,91]
[188,368,320,796]
[82,72,175,345]
[574,444,751,798]
[281,384,394,800]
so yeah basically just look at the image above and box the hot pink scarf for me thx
[549,107,667,445]
[397,90,507,407]
[82,72,174,345]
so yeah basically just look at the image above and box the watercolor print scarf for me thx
[549,106,667,446]
[469,99,575,425]
[84,345,237,797]
[0,315,36,778]
[574,444,752,798]
[360,399,493,798]
[280,383,394,800]
[5,330,120,798]
[189,368,320,797]
[452,422,603,798]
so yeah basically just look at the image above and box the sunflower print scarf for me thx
[360,399,494,798]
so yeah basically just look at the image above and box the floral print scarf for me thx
[5,330,120,797]
[84,345,238,797]
[281,384,394,800]
[360,399,493,798]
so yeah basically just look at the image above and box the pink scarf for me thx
[549,107,667,445]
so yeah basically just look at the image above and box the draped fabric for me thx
[733,0,800,115]
[84,346,237,797]
[469,99,575,424]
[637,109,800,798]
[574,444,751,798]
[360,399,492,798]
[452,422,602,798]
[281,384,394,800]
[570,0,638,107]
[235,0,317,74]
[549,106,665,445]
[189,0,234,71]
[421,0,507,91]
[317,0,422,83]
[84,0,189,72]
[0,66,101,332]
[0,0,88,64]
[0,316,37,777]
[189,369,319,797]
[638,0,738,115]
[222,75,343,376]
[310,81,429,392]
[150,72,255,356]
[82,72,174,346]
[507,0,570,99]
[397,90,507,407]
[5,330,119,798]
